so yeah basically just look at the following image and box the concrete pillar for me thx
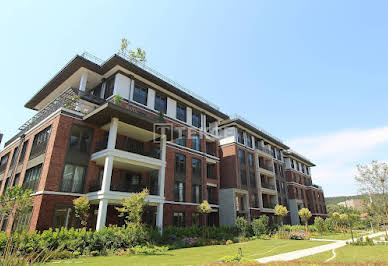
[158,134,167,198]
[96,199,108,230]
[79,71,88,92]
[129,79,135,101]
[156,203,164,232]
[186,107,192,125]
[201,113,206,132]
[147,88,155,109]
[107,118,118,149]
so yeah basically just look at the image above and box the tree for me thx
[314,217,326,235]
[116,189,149,226]
[298,208,312,231]
[251,215,269,237]
[274,204,288,226]
[119,38,147,62]
[355,161,388,235]
[235,216,248,237]
[339,213,349,231]
[331,212,341,231]
[0,186,32,232]
[197,200,211,226]
[73,196,90,228]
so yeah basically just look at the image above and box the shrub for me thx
[314,217,326,234]
[219,254,242,263]
[225,240,233,245]
[289,231,309,240]
[130,245,168,255]
[350,237,374,246]
[251,215,269,236]
[235,217,248,237]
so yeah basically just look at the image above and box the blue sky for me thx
[1,0,388,196]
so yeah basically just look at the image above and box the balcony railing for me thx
[95,139,160,160]
[263,203,276,209]
[259,164,273,172]
[88,181,159,195]
[256,145,272,155]
[5,88,103,147]
[261,183,275,190]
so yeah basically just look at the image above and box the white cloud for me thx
[286,127,388,197]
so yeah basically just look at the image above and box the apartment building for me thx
[0,52,326,232]
[283,151,327,224]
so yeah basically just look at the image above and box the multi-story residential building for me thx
[0,52,326,232]
[283,150,327,224]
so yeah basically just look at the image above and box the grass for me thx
[49,239,327,265]
[311,231,365,240]
[299,244,388,263]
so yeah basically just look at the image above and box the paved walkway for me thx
[256,231,386,264]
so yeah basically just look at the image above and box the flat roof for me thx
[283,150,315,167]
[25,53,229,120]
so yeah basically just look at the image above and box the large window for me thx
[53,205,77,229]
[22,165,42,192]
[238,149,245,165]
[13,173,20,187]
[248,154,254,168]
[246,134,252,148]
[237,129,244,144]
[10,147,19,167]
[176,103,186,122]
[30,126,51,159]
[175,153,186,176]
[2,178,10,196]
[240,168,247,186]
[0,153,9,173]
[133,81,148,105]
[191,184,201,203]
[60,164,86,193]
[154,93,167,114]
[69,124,93,153]
[103,76,115,99]
[174,182,185,202]
[175,129,186,147]
[192,158,202,178]
[173,212,185,227]
[192,110,201,128]
[191,134,201,151]
[18,140,29,164]
[192,212,202,226]
[12,207,33,232]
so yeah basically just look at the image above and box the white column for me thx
[158,134,167,198]
[166,98,177,118]
[107,118,118,149]
[96,199,108,231]
[186,107,192,125]
[201,114,206,132]
[147,88,155,109]
[156,203,164,232]
[129,79,135,101]
[255,152,264,210]
[79,71,88,92]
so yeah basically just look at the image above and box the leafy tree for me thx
[331,212,341,231]
[251,215,269,236]
[73,196,90,227]
[298,208,312,231]
[0,186,32,232]
[197,200,211,226]
[314,217,326,234]
[355,161,388,235]
[235,216,248,237]
[116,189,149,226]
[119,38,146,62]
[339,213,349,230]
[274,204,288,226]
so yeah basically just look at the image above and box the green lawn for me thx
[50,240,327,265]
[299,245,388,263]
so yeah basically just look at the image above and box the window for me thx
[271,147,276,158]
[30,126,51,159]
[22,165,42,192]
[240,168,247,186]
[292,173,296,182]
[0,153,9,173]
[13,173,20,187]
[69,124,93,153]
[103,76,115,99]
[249,171,256,187]
[237,129,244,144]
[18,140,29,164]
[207,163,216,179]
[175,130,186,147]
[12,207,32,232]
[1,217,8,231]
[176,103,186,122]
[297,162,300,171]
[192,212,202,226]
[192,184,201,203]
[2,178,10,195]
[191,134,201,151]
[306,167,309,175]
[173,212,185,227]
[174,182,185,202]
[246,134,252,148]
[238,149,245,165]
[295,188,299,199]
[291,159,294,168]
[53,205,77,229]
[192,158,202,178]
[175,153,186,176]
[207,187,217,204]
[60,164,86,193]
[92,83,102,98]
[154,93,167,114]
[10,147,19,167]
[279,165,283,177]
[133,82,148,105]
[248,154,254,168]
[192,110,201,128]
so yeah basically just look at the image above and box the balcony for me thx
[263,202,276,209]
[261,182,275,190]
[259,164,273,172]
[256,145,272,156]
